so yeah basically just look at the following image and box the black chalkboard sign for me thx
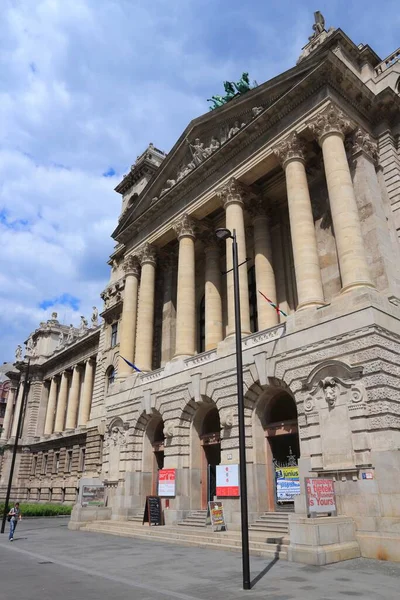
[142,496,163,526]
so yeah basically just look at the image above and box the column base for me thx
[340,281,375,294]
[296,300,326,311]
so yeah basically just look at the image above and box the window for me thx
[31,456,37,475]
[42,454,48,475]
[106,366,115,390]
[66,450,73,473]
[49,488,53,502]
[54,452,60,474]
[248,265,258,333]
[198,295,205,354]
[79,448,86,472]
[111,322,118,347]
[61,488,66,502]
[26,488,31,502]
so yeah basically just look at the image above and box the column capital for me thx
[307,102,352,144]
[216,177,255,208]
[137,242,157,266]
[274,132,307,167]
[122,254,141,277]
[246,197,271,222]
[346,127,378,163]
[173,214,197,240]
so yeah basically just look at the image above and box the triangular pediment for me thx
[113,36,385,243]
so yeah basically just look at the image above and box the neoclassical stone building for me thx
[3,16,400,562]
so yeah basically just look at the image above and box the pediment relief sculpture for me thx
[104,418,129,448]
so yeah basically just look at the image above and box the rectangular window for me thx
[42,454,48,475]
[31,456,37,475]
[111,322,118,347]
[49,488,52,502]
[54,452,60,474]
[80,448,86,472]
[66,450,73,473]
[61,488,66,502]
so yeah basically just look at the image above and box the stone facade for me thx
[3,16,400,564]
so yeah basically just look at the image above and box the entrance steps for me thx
[249,512,290,535]
[127,511,144,524]
[82,520,289,560]
[178,510,208,528]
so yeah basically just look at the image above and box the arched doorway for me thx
[200,407,221,507]
[143,415,165,496]
[190,403,221,509]
[264,392,300,512]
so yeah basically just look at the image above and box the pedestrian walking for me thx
[7,502,22,541]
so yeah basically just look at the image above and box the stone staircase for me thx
[249,512,290,536]
[81,520,289,559]
[177,510,208,528]
[127,511,144,524]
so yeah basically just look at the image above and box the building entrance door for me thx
[264,393,300,512]
[200,433,221,508]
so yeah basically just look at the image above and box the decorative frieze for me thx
[307,102,352,143]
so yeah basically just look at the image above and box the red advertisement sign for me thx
[216,465,240,497]
[305,478,336,515]
[158,469,176,497]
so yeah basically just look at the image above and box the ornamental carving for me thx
[349,128,378,163]
[104,421,129,448]
[216,177,255,208]
[321,376,338,408]
[173,214,197,240]
[274,132,307,166]
[163,421,176,438]
[138,242,157,266]
[307,103,352,143]
[123,254,140,277]
[220,409,234,428]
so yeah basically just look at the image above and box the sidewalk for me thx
[0,518,399,599]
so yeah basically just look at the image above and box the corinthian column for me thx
[134,243,157,372]
[65,365,81,430]
[308,103,373,292]
[118,255,140,378]
[248,200,278,329]
[1,385,17,440]
[44,377,58,435]
[78,358,95,426]
[174,214,196,358]
[204,235,223,350]
[11,380,25,438]
[54,371,69,433]
[216,178,251,336]
[275,133,325,309]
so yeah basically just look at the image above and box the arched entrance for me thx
[143,414,165,496]
[191,403,221,509]
[264,392,300,511]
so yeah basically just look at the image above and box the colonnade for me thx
[43,358,95,436]
[117,102,373,378]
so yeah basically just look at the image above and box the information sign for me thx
[275,466,300,502]
[81,485,105,507]
[216,464,239,497]
[305,478,337,516]
[158,468,176,497]
[143,496,163,526]
[208,501,226,532]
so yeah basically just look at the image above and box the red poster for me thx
[306,478,336,515]
[158,469,176,497]
[216,465,240,497]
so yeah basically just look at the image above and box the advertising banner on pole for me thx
[216,464,240,496]
[208,501,227,531]
[158,468,176,497]
[305,478,337,516]
[275,466,300,502]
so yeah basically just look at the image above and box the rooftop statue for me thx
[208,72,256,110]
[309,11,325,41]
[15,344,22,362]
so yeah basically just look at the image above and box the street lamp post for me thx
[216,228,251,590]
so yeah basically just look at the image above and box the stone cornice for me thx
[41,329,100,376]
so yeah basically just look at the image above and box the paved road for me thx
[0,518,399,599]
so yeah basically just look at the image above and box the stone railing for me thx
[375,48,400,75]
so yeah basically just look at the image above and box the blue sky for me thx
[0,0,399,362]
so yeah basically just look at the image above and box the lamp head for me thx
[215,227,232,241]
